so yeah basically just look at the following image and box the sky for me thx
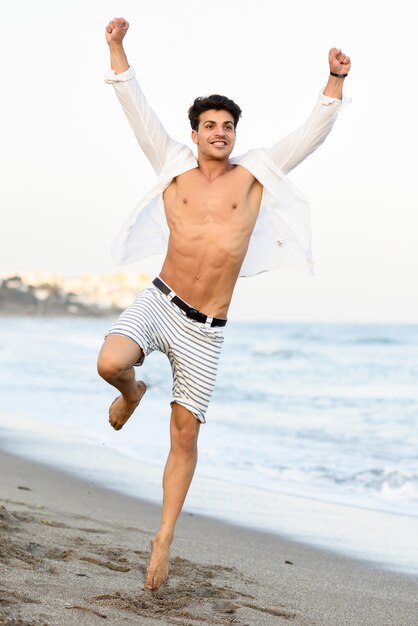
[1,0,417,322]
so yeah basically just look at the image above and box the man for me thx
[98,17,350,591]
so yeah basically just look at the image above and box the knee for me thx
[98,335,143,382]
[173,427,198,455]
[97,352,124,381]
[171,413,199,455]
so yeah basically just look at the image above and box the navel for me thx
[183,198,188,204]
[195,274,200,281]
[232,202,238,209]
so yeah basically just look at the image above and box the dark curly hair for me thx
[188,94,242,131]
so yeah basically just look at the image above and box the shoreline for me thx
[2,449,418,626]
[2,409,418,580]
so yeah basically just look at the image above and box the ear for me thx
[191,129,198,145]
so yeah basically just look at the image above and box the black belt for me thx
[152,277,227,327]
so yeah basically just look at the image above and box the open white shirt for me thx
[105,67,348,277]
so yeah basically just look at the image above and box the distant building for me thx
[0,271,150,316]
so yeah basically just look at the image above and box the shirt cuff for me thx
[104,66,136,84]
[318,89,351,109]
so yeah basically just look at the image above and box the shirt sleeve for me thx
[265,91,350,175]
[104,66,183,174]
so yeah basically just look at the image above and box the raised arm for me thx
[105,18,183,174]
[266,47,351,175]
[106,17,130,73]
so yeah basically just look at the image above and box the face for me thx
[191,109,236,160]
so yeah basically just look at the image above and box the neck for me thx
[197,156,234,181]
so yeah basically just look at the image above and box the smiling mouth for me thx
[211,140,227,147]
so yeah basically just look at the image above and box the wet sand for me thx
[1,450,417,626]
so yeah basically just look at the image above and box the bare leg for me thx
[97,335,146,430]
[145,402,200,590]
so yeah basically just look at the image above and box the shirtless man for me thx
[97,17,350,591]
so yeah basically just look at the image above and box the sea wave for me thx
[247,463,418,511]
[1,317,418,517]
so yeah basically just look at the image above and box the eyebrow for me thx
[203,120,234,126]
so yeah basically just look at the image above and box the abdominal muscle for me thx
[160,167,262,318]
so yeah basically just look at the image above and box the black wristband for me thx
[330,71,348,78]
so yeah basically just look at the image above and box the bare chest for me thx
[163,167,262,230]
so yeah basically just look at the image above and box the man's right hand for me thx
[106,17,129,46]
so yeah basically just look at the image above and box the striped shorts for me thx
[105,282,225,423]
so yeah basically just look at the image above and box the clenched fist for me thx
[106,17,129,45]
[328,47,351,76]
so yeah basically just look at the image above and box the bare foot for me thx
[108,381,146,430]
[144,534,171,590]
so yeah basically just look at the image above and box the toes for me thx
[144,575,163,591]
[144,573,154,590]
[108,415,122,430]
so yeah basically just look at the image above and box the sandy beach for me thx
[1,451,417,626]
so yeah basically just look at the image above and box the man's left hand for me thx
[328,47,351,75]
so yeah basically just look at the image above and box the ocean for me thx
[1,317,418,574]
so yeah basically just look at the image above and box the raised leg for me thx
[145,402,200,590]
[97,334,146,430]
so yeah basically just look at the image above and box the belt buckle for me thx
[187,307,205,323]
[187,307,199,321]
